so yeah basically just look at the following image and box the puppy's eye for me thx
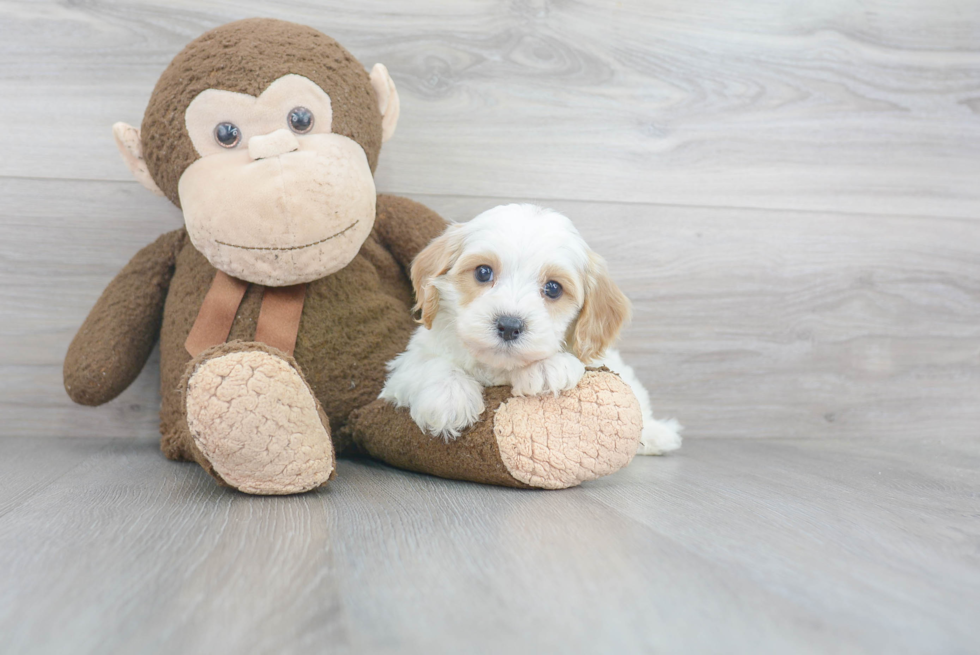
[543,280,563,299]
[214,122,241,148]
[475,265,494,283]
[288,107,314,134]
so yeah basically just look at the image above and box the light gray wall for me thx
[1,0,977,439]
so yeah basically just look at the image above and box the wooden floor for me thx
[1,0,978,652]
[1,435,978,654]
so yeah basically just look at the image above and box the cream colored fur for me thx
[380,204,682,455]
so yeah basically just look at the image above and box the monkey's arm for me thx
[374,194,448,270]
[64,229,188,406]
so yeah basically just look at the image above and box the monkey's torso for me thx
[159,222,419,460]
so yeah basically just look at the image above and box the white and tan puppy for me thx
[380,204,682,455]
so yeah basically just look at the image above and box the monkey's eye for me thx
[543,280,563,299]
[288,107,314,134]
[213,122,241,148]
[475,265,494,283]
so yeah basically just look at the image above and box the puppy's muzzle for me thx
[496,316,525,342]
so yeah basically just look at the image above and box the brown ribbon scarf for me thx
[185,270,307,358]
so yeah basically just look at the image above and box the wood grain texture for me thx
[1,3,978,653]
[0,435,977,654]
[3,178,977,440]
[2,0,978,440]
[0,0,978,217]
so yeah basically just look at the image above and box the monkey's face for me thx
[176,74,377,287]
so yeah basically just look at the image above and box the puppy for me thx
[380,204,682,455]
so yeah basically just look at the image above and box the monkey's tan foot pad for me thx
[183,343,334,495]
[348,369,642,490]
[493,370,642,489]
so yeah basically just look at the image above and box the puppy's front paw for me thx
[511,352,586,397]
[409,374,486,441]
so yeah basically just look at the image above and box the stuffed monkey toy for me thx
[64,18,643,494]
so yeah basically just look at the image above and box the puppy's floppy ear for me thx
[410,225,463,329]
[571,252,632,363]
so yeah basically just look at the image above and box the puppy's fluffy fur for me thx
[380,204,681,455]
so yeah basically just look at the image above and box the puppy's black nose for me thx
[496,316,525,342]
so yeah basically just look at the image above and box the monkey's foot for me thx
[349,369,642,490]
[183,342,334,495]
[493,370,643,489]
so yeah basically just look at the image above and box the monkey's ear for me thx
[369,63,400,143]
[112,122,164,197]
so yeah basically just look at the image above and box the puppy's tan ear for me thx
[571,252,632,363]
[410,225,463,329]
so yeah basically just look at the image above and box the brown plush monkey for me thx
[64,18,642,494]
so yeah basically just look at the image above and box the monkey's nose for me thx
[496,316,525,342]
[248,128,300,160]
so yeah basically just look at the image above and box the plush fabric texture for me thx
[349,385,533,489]
[494,369,642,489]
[112,122,164,196]
[141,18,383,207]
[64,229,187,405]
[156,194,446,461]
[183,75,333,159]
[66,18,645,493]
[349,370,641,489]
[247,128,300,160]
[369,63,399,143]
[177,131,378,286]
[183,342,334,494]
[64,192,644,491]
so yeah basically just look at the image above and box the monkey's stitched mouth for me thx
[215,220,360,252]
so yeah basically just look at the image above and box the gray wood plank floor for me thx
[0,435,977,654]
[1,1,978,652]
